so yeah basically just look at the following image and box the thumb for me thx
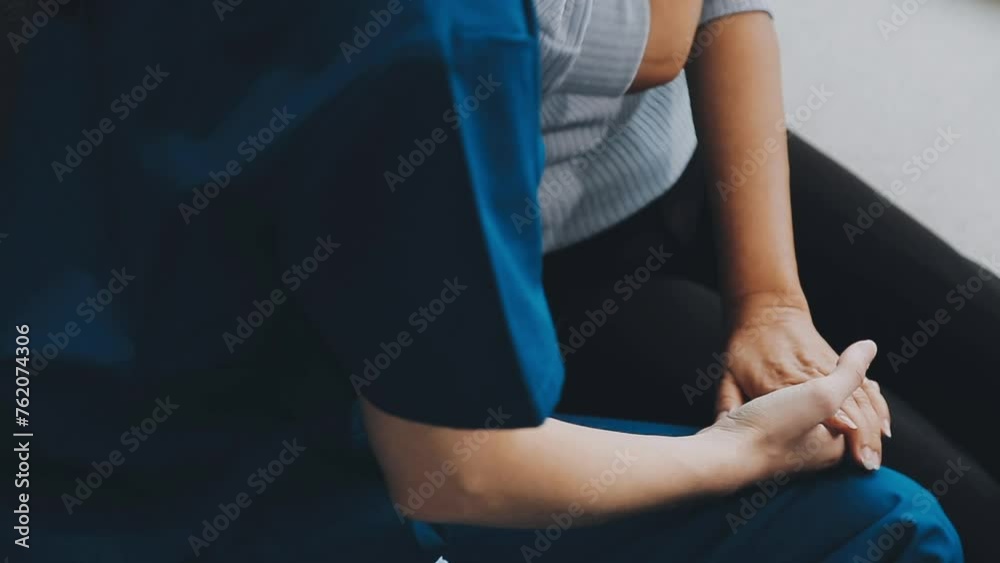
[813,340,878,416]
[715,373,745,421]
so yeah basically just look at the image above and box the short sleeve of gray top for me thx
[536,0,773,252]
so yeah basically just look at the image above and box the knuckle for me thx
[762,357,787,375]
[841,396,861,414]
[802,364,827,378]
[797,352,837,377]
[852,388,872,406]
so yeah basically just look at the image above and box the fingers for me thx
[715,374,745,421]
[807,340,883,471]
[810,340,878,417]
[823,407,859,435]
[726,340,876,463]
[840,390,883,471]
[864,378,892,438]
[803,424,848,471]
[822,377,888,442]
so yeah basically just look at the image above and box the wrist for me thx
[719,263,805,313]
[724,288,810,330]
[679,430,763,496]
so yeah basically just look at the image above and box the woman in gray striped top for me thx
[533,1,1000,559]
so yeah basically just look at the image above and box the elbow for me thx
[385,465,495,525]
[361,399,507,525]
[629,55,688,92]
[653,57,688,85]
[629,0,700,92]
[629,27,696,92]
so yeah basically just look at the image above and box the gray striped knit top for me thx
[535,0,773,252]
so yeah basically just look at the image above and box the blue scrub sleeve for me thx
[292,21,564,430]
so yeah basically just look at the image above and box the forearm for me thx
[686,12,806,312]
[362,400,754,528]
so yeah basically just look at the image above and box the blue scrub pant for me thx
[418,416,963,563]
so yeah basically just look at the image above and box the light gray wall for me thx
[770,0,1000,272]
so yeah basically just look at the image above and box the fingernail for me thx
[862,447,881,471]
[882,419,893,438]
[836,410,859,430]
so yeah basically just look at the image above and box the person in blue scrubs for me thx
[1,1,961,561]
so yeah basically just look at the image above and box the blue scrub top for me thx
[1,1,563,560]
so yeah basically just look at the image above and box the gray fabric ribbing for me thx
[536,0,773,251]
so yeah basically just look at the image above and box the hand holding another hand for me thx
[702,340,880,481]
[715,294,891,472]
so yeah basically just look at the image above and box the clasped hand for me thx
[708,293,890,473]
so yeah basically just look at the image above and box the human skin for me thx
[362,341,877,527]
[685,12,891,471]
[363,4,886,529]
[628,0,705,92]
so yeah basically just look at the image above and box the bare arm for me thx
[361,341,876,528]
[362,400,745,527]
[686,11,801,306]
[686,12,892,470]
